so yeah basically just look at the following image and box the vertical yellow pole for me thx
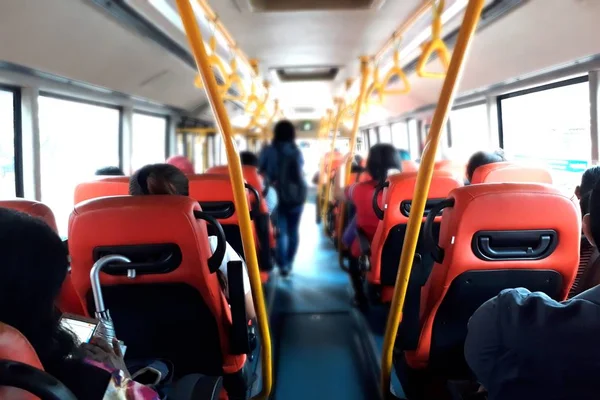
[318,109,333,222]
[380,1,485,398]
[174,1,272,398]
[337,57,370,255]
[321,98,344,232]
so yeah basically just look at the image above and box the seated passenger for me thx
[569,166,600,297]
[464,178,600,400]
[95,166,125,176]
[240,150,278,214]
[342,144,401,248]
[0,208,158,399]
[465,149,506,184]
[398,149,410,161]
[166,155,195,174]
[130,164,256,319]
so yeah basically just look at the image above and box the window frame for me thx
[496,75,589,149]
[0,84,23,197]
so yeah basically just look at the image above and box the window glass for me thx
[193,136,204,173]
[131,113,166,171]
[407,120,420,160]
[391,122,409,150]
[449,104,489,162]
[176,134,185,156]
[368,129,378,147]
[500,80,590,192]
[378,125,392,143]
[0,90,15,197]
[39,96,120,236]
[236,135,248,152]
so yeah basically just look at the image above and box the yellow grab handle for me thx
[223,58,248,102]
[382,50,411,96]
[380,0,485,398]
[174,1,272,399]
[416,0,451,79]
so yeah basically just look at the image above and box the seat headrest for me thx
[384,171,463,222]
[188,174,255,223]
[0,200,58,233]
[206,166,265,191]
[74,176,130,204]
[401,161,419,173]
[471,162,552,184]
[440,183,580,280]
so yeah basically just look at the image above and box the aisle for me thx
[269,202,381,400]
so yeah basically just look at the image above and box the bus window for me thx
[193,136,204,173]
[500,78,590,192]
[378,125,392,143]
[39,95,120,236]
[391,122,409,150]
[0,89,15,197]
[449,104,489,162]
[368,128,378,147]
[176,134,185,156]
[408,119,420,160]
[131,113,167,171]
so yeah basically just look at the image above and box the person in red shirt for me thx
[342,144,401,307]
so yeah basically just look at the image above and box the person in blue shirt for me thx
[259,120,306,277]
[465,178,600,400]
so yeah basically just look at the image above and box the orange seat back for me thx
[369,171,462,304]
[401,160,419,173]
[68,195,246,379]
[0,322,43,400]
[471,162,552,184]
[0,200,84,316]
[405,183,580,371]
[206,166,269,215]
[74,177,130,204]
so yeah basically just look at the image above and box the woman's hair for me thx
[240,151,259,167]
[130,164,189,196]
[166,155,195,175]
[466,150,506,182]
[0,208,77,371]
[273,120,296,143]
[95,166,125,176]
[366,144,402,182]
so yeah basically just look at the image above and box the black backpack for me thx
[276,148,307,208]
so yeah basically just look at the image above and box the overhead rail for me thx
[379,0,485,398]
[174,3,273,399]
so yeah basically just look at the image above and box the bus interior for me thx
[0,0,599,399]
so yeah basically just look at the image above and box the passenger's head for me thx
[398,149,411,161]
[130,164,189,196]
[166,155,195,174]
[95,166,124,176]
[583,179,600,247]
[0,208,76,369]
[240,151,259,167]
[576,166,600,201]
[273,120,296,143]
[466,150,507,182]
[367,144,402,182]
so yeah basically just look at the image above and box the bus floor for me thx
[266,201,382,400]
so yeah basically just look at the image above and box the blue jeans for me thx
[276,206,303,270]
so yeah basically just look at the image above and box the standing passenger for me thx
[259,121,307,276]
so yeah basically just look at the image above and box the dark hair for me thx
[367,144,402,182]
[240,151,259,167]
[273,120,296,143]
[466,150,507,182]
[580,167,600,200]
[0,209,77,372]
[130,164,189,196]
[95,166,124,176]
[589,180,600,246]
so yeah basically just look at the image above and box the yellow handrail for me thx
[380,0,485,398]
[382,48,411,96]
[321,98,344,232]
[222,58,248,102]
[318,109,333,222]
[174,1,272,399]
[337,57,370,257]
[416,0,451,79]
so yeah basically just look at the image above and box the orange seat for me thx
[68,196,249,393]
[0,322,76,399]
[435,159,465,179]
[74,176,129,204]
[470,161,552,184]
[0,200,84,316]
[401,160,419,173]
[369,171,463,305]
[206,166,276,256]
[398,183,580,380]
